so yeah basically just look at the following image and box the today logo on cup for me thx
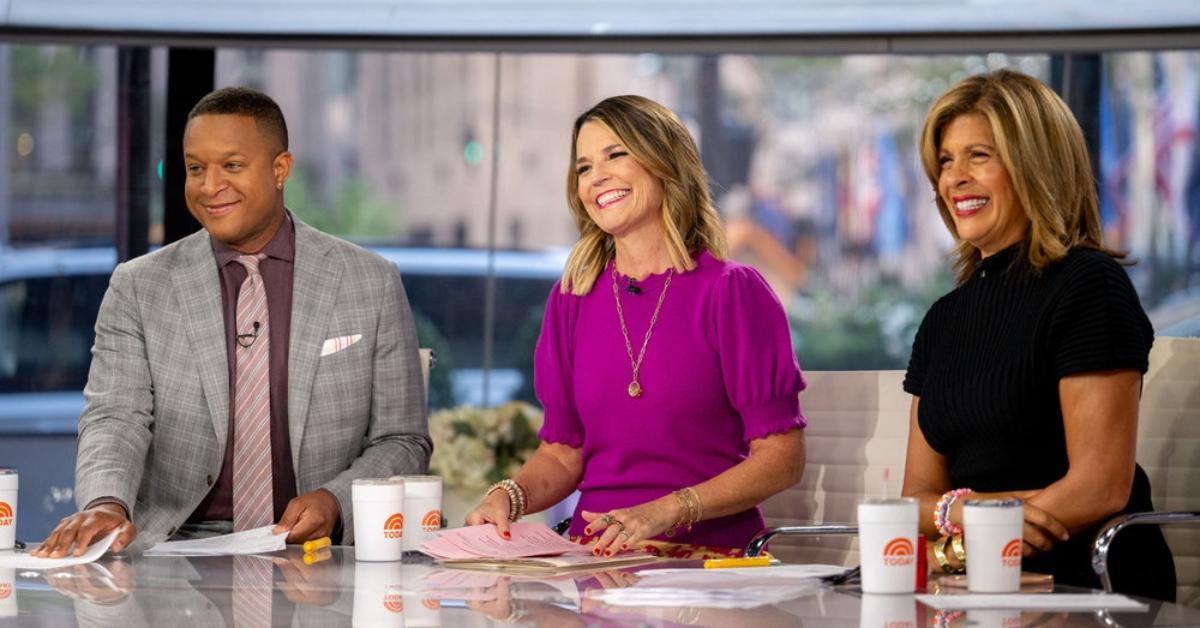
[421,510,441,532]
[1001,539,1021,568]
[383,513,405,539]
[0,583,10,600]
[0,503,11,527]
[422,598,441,610]
[882,537,915,567]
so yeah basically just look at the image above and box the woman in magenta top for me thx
[467,95,806,555]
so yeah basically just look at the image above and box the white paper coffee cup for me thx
[857,497,919,594]
[352,559,406,627]
[963,498,1023,593]
[0,470,16,551]
[352,478,406,562]
[392,475,442,553]
[859,593,916,628]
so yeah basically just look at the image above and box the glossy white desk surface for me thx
[1,547,1196,626]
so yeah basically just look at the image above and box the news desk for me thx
[3,546,1198,626]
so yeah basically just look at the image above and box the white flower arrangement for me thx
[428,401,544,494]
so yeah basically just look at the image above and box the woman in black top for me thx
[901,69,1176,601]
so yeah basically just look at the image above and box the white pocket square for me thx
[320,334,362,357]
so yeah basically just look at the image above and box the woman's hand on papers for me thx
[33,504,137,558]
[465,490,514,539]
[580,496,679,557]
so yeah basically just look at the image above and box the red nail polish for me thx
[621,544,628,550]
[502,531,511,539]
[584,528,592,535]
[605,550,613,557]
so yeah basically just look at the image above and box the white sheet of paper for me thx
[0,529,119,570]
[633,564,846,583]
[916,593,1148,612]
[143,525,286,556]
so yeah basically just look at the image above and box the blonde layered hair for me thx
[919,69,1121,284]
[560,95,727,295]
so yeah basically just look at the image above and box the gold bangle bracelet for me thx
[932,535,963,574]
[950,534,966,564]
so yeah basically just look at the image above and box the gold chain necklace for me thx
[611,264,674,398]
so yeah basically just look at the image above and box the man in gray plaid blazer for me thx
[35,87,430,556]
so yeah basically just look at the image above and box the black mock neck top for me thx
[904,245,1176,601]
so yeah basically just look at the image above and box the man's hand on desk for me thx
[32,503,137,557]
[274,490,339,544]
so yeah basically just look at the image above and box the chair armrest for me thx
[1091,510,1200,592]
[744,525,859,557]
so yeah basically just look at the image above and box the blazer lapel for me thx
[171,233,230,451]
[287,221,341,471]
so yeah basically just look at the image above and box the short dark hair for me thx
[188,86,289,151]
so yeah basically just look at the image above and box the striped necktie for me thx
[233,253,273,532]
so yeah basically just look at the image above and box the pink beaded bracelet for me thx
[934,488,972,537]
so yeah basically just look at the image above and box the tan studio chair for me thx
[1092,336,1200,606]
[748,370,909,562]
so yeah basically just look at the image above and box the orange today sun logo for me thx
[0,502,12,527]
[383,513,404,539]
[0,583,10,600]
[882,537,915,567]
[421,510,441,532]
[1001,539,1021,567]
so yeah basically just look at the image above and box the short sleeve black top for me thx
[904,245,1176,601]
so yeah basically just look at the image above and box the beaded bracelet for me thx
[933,488,972,537]
[485,479,527,522]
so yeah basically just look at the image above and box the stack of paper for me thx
[0,530,120,569]
[421,523,656,573]
[143,525,287,556]
[915,593,1148,612]
[420,522,589,560]
[587,565,838,609]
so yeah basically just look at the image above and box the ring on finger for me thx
[618,531,631,540]
[612,519,626,532]
[600,514,615,527]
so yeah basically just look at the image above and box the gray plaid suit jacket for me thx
[74,218,431,548]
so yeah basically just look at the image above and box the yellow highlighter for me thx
[703,556,772,569]
[303,536,332,554]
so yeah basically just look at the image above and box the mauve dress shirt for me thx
[190,215,299,523]
[535,251,806,549]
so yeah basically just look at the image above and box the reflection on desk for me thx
[2,547,1198,626]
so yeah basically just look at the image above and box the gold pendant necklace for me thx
[612,263,674,399]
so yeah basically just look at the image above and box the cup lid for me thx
[392,475,441,497]
[353,478,404,487]
[352,477,404,501]
[963,498,1023,508]
[0,469,15,490]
